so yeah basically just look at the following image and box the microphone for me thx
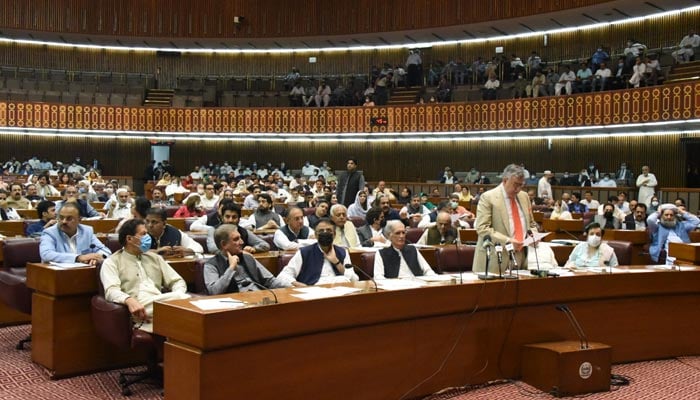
[555,304,589,350]
[527,229,547,278]
[89,243,109,259]
[345,264,378,292]
[560,228,583,243]
[494,242,504,278]
[246,279,279,305]
[504,242,519,279]
[478,235,498,281]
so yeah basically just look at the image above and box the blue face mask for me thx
[139,234,152,253]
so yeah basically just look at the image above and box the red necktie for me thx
[510,196,524,242]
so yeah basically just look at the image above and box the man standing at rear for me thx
[336,157,365,207]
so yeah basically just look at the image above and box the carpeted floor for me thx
[1,323,698,399]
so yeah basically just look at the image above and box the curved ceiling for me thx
[0,0,697,51]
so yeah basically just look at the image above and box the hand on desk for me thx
[156,245,191,258]
[76,253,104,266]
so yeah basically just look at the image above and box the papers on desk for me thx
[415,274,455,282]
[647,265,698,272]
[190,298,247,311]
[49,261,91,269]
[450,272,483,282]
[524,232,552,246]
[376,279,427,291]
[291,286,363,300]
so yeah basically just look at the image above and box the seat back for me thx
[259,234,278,251]
[358,252,375,280]
[3,238,41,269]
[106,234,122,253]
[277,253,294,271]
[406,227,424,245]
[606,240,633,266]
[348,216,365,228]
[437,244,475,273]
[193,259,208,295]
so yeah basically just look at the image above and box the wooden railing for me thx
[1,82,697,134]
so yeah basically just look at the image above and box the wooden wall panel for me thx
[1,8,698,80]
[0,0,612,39]
[0,134,149,179]
[0,132,688,187]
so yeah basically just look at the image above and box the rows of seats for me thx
[0,66,150,105]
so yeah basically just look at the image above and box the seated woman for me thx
[564,222,618,269]
[347,191,370,219]
[174,194,206,218]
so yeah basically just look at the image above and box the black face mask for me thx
[604,211,614,219]
[317,231,334,247]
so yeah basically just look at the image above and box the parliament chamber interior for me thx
[0,1,699,399]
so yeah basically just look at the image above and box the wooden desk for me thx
[542,219,584,241]
[0,220,26,237]
[154,267,700,400]
[81,219,120,234]
[690,231,700,243]
[669,242,700,265]
[17,209,38,219]
[167,218,187,231]
[26,263,145,378]
[25,258,196,378]
[603,229,650,265]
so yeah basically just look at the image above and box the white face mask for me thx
[587,235,602,248]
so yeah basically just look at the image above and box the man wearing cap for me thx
[647,204,699,265]
[105,188,133,219]
[537,170,553,200]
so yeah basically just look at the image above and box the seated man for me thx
[594,203,622,230]
[55,185,102,218]
[624,203,648,231]
[204,224,289,295]
[527,242,559,270]
[357,207,388,247]
[26,200,56,237]
[40,202,111,264]
[399,194,430,226]
[273,207,315,251]
[6,183,32,209]
[647,204,700,265]
[672,29,700,63]
[190,200,270,253]
[247,193,282,230]
[105,188,133,219]
[145,208,203,257]
[277,218,359,286]
[374,220,438,279]
[0,190,21,220]
[416,211,457,245]
[242,185,262,210]
[567,192,588,213]
[100,219,189,333]
[330,204,360,248]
